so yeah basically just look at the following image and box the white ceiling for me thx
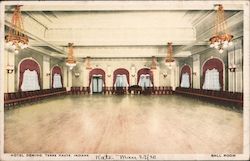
[4,1,244,58]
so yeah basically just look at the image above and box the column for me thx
[43,56,50,89]
[129,65,135,86]
[152,67,159,87]
[63,66,68,88]
[68,68,73,90]
[5,50,15,93]
[170,66,176,90]
[192,55,200,89]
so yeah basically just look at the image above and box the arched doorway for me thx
[89,68,105,94]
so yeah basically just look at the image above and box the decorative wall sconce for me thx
[74,72,80,77]
[46,73,51,76]
[6,65,14,74]
[131,74,136,77]
[162,72,168,78]
[228,64,236,72]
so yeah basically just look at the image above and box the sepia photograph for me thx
[0,0,249,160]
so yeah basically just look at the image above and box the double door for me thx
[92,76,103,93]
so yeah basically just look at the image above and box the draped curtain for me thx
[137,68,154,86]
[89,68,106,87]
[202,58,223,90]
[52,66,63,88]
[202,68,220,90]
[21,69,40,91]
[180,73,190,88]
[113,68,129,86]
[180,65,191,87]
[19,59,41,91]
[138,74,153,89]
[115,75,129,87]
[53,74,63,88]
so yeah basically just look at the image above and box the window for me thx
[180,73,190,88]
[53,73,63,88]
[115,74,129,87]
[180,65,191,88]
[138,74,153,89]
[202,68,220,90]
[21,69,40,91]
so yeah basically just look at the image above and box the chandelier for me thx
[5,5,29,54]
[209,4,233,53]
[66,43,76,70]
[165,42,175,69]
[150,56,157,69]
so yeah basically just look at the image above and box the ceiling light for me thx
[165,42,175,69]
[209,4,233,53]
[5,5,29,53]
[66,43,76,70]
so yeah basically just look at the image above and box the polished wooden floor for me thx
[4,95,243,154]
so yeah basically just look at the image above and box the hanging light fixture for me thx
[5,5,29,54]
[209,4,233,53]
[165,42,175,69]
[150,56,157,69]
[66,43,76,70]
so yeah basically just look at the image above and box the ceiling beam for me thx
[24,11,49,29]
[3,1,244,11]
[27,46,64,60]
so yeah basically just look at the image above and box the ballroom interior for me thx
[2,1,247,154]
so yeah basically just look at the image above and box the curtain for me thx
[180,65,191,87]
[53,74,63,88]
[115,74,129,87]
[113,68,129,86]
[202,68,220,90]
[19,59,41,91]
[180,73,190,88]
[21,69,40,91]
[202,58,223,90]
[52,66,63,88]
[137,68,154,86]
[138,74,153,89]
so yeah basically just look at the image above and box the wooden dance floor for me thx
[4,95,243,154]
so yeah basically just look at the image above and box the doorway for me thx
[92,76,103,94]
